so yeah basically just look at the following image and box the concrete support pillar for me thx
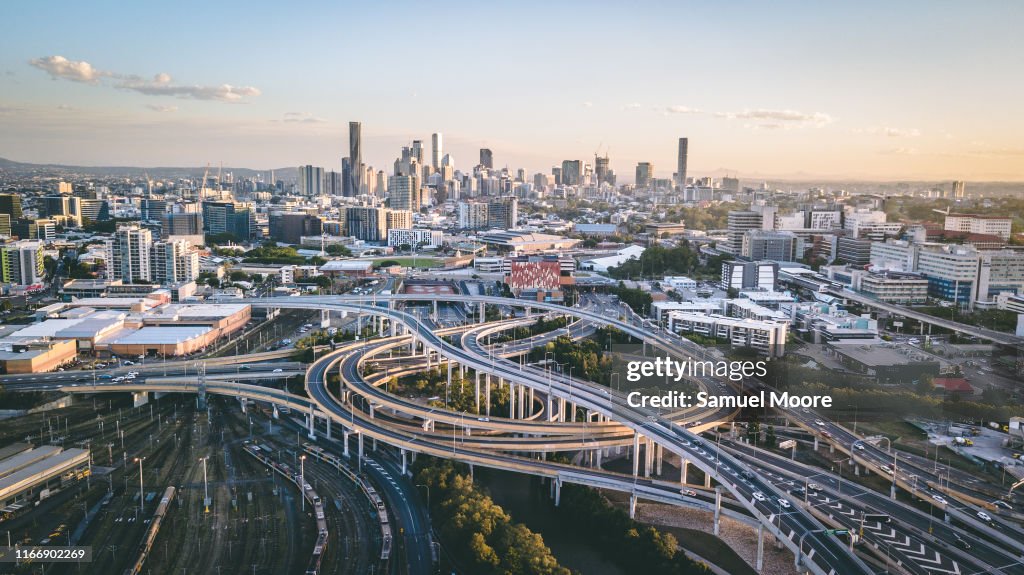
[558,398,567,422]
[714,488,722,536]
[478,302,485,323]
[705,472,712,489]
[813,436,819,451]
[632,433,641,478]
[433,300,438,317]
[529,388,535,417]
[569,403,577,422]
[681,459,689,484]
[644,438,654,478]
[508,381,516,420]
[342,431,350,457]
[307,409,316,440]
[326,417,331,440]
[554,479,561,507]
[546,394,553,421]
[485,375,492,417]
[656,444,663,476]
[829,442,834,454]
[475,372,481,414]
[629,493,637,519]
[518,385,525,419]
[357,433,364,460]
[372,437,377,451]
[756,524,765,572]
[369,404,375,419]
[596,449,602,469]
[401,449,407,475]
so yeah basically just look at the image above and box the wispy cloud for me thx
[622,102,643,111]
[28,55,260,103]
[719,108,834,126]
[855,125,921,137]
[581,101,594,108]
[665,105,702,115]
[147,104,178,113]
[879,147,919,156]
[280,112,327,124]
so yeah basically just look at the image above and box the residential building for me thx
[740,230,797,261]
[943,213,1012,240]
[387,229,443,250]
[106,225,153,282]
[457,202,489,230]
[298,165,324,197]
[721,260,778,291]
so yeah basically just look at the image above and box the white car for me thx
[272,368,284,373]
[814,420,825,427]
[932,495,948,505]
[777,498,791,509]
[855,444,866,451]
[807,483,821,491]
[752,492,766,502]
[976,511,992,522]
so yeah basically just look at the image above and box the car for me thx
[880,465,893,475]
[76,377,88,382]
[239,365,251,371]
[801,408,809,413]
[977,511,992,522]
[953,536,971,550]
[681,489,697,497]
[807,483,820,491]
[932,494,947,505]
[814,420,825,427]
[752,492,766,502]
[993,500,1013,510]
[477,417,489,422]
[99,374,112,379]
[124,361,134,366]
[855,444,866,451]
[777,498,791,509]
[741,470,755,479]
[790,488,806,497]
[272,368,284,373]
[821,431,832,438]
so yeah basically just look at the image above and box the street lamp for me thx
[300,455,306,512]
[200,456,210,513]
[134,457,145,515]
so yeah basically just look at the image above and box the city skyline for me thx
[1,1,1023,181]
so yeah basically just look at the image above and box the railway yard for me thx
[0,394,396,575]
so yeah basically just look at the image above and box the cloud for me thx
[880,147,919,156]
[744,123,784,130]
[29,55,110,83]
[28,56,260,103]
[56,104,77,111]
[719,108,833,126]
[581,101,594,108]
[281,112,326,124]
[147,104,178,113]
[855,126,921,138]
[665,105,702,115]
[623,102,643,111]
[117,74,261,102]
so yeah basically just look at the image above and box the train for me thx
[302,443,392,561]
[242,443,328,574]
[123,486,176,575]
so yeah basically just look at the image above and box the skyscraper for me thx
[298,165,324,196]
[561,160,582,186]
[349,122,362,195]
[0,194,23,220]
[676,137,688,189]
[635,162,654,188]
[411,140,424,165]
[388,175,417,211]
[480,148,493,169]
[341,158,354,197]
[595,154,610,185]
[431,133,443,169]
[952,180,965,199]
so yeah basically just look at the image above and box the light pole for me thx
[134,457,145,515]
[200,456,210,513]
[300,455,306,512]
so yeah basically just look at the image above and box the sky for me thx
[1,0,1023,182]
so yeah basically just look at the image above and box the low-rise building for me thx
[666,311,787,357]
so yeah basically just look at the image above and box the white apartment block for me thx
[944,213,1012,240]
[387,229,443,249]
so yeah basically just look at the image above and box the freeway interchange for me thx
[5,292,1023,575]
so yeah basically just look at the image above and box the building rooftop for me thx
[0,448,89,501]
[108,326,212,345]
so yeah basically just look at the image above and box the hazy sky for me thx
[2,1,1022,181]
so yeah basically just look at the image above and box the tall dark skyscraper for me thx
[480,148,493,169]
[676,137,688,189]
[349,122,362,195]
[341,157,354,197]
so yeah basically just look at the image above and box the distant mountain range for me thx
[1,156,1022,195]
[0,157,297,181]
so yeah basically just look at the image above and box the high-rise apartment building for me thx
[676,137,688,188]
[479,148,493,169]
[561,160,582,186]
[344,207,387,242]
[0,240,44,286]
[457,202,489,230]
[487,197,518,230]
[411,140,424,165]
[324,171,343,196]
[635,162,654,188]
[42,195,83,227]
[431,133,443,169]
[388,175,417,211]
[201,201,256,240]
[106,225,153,282]
[298,165,324,197]
[151,240,199,284]
[726,210,774,255]
[740,230,797,261]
